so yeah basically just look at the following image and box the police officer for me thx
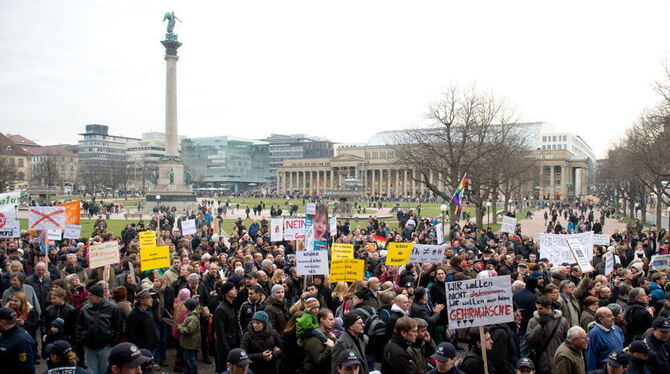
[43,340,90,374]
[0,306,36,374]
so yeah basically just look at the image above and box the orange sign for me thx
[57,200,81,225]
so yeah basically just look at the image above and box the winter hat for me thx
[51,318,65,330]
[178,288,191,301]
[355,287,373,300]
[304,297,320,310]
[413,287,427,301]
[184,298,198,311]
[271,284,284,294]
[252,311,269,325]
[220,282,236,295]
[342,312,362,330]
[334,317,343,330]
[89,284,104,298]
[187,273,200,281]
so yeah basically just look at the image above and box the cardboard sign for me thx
[330,259,365,282]
[446,275,514,329]
[296,250,329,276]
[566,238,594,272]
[604,250,614,275]
[0,190,22,206]
[89,241,121,269]
[651,255,670,271]
[284,218,305,241]
[501,216,517,234]
[305,203,316,216]
[539,232,594,266]
[28,206,66,231]
[0,205,19,238]
[329,217,337,236]
[57,200,81,225]
[271,218,284,242]
[63,224,82,240]
[47,230,62,241]
[409,244,446,263]
[594,234,610,246]
[386,242,413,266]
[139,231,157,248]
[332,243,354,260]
[182,219,197,235]
[140,245,171,271]
[436,221,444,245]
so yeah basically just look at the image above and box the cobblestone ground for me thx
[517,209,628,240]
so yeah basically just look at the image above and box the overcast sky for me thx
[2,1,669,158]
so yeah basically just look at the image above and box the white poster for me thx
[296,250,329,276]
[329,216,337,236]
[593,234,610,246]
[63,224,82,239]
[304,217,314,251]
[410,244,447,263]
[0,205,19,238]
[182,219,197,235]
[604,250,614,275]
[539,231,594,266]
[566,238,595,272]
[436,221,444,245]
[28,206,66,231]
[0,190,22,207]
[501,216,517,234]
[271,218,284,242]
[446,275,514,329]
[650,255,670,271]
[47,230,62,241]
[283,218,305,241]
[305,203,316,216]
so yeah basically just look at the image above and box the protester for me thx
[554,326,587,374]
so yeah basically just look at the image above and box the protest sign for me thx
[182,219,197,235]
[140,246,171,271]
[500,216,517,234]
[330,259,365,282]
[271,218,284,242]
[386,242,413,266]
[594,234,610,246]
[139,231,157,248]
[0,190,22,206]
[604,250,614,275]
[566,238,594,272]
[329,217,337,236]
[304,217,314,250]
[651,255,670,271]
[332,243,354,260]
[28,206,66,231]
[314,241,328,251]
[436,221,444,245]
[539,231,594,265]
[47,230,62,241]
[305,203,316,216]
[284,218,305,240]
[63,224,82,239]
[365,243,377,252]
[446,275,514,329]
[89,241,121,269]
[0,205,19,238]
[296,250,329,275]
[409,244,446,264]
[57,200,81,225]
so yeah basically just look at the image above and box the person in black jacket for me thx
[489,322,518,374]
[458,327,495,374]
[214,282,240,373]
[240,311,281,374]
[381,316,418,374]
[513,276,537,357]
[410,287,443,330]
[624,288,654,345]
[125,290,159,352]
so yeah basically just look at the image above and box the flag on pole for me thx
[373,234,389,249]
[451,173,468,220]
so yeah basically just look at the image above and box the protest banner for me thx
[88,241,121,269]
[386,242,413,266]
[63,224,82,240]
[139,231,157,248]
[47,230,62,241]
[140,246,171,271]
[446,275,514,329]
[500,216,517,234]
[28,206,66,231]
[0,190,22,206]
[566,238,594,272]
[651,255,670,271]
[296,250,329,275]
[409,244,446,264]
[329,217,337,236]
[284,218,305,241]
[332,243,354,260]
[436,221,444,245]
[330,259,365,282]
[305,203,316,216]
[539,231,594,265]
[182,219,197,235]
[604,250,614,275]
[593,234,610,246]
[271,218,284,242]
[57,200,81,225]
[0,205,19,238]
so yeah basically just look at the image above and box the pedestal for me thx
[146,159,196,203]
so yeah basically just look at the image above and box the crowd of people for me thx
[1,199,670,374]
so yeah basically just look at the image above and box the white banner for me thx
[566,237,595,272]
[539,231,594,266]
[296,250,329,275]
[271,218,284,242]
[593,234,610,246]
[446,275,514,329]
[305,203,316,216]
[501,216,517,234]
[63,224,81,239]
[0,190,22,207]
[0,205,19,238]
[410,244,447,263]
[436,221,444,245]
[329,216,337,236]
[283,218,305,241]
[47,230,62,241]
[28,206,66,231]
[651,255,670,271]
[182,219,197,235]
[89,241,121,269]
[604,250,614,275]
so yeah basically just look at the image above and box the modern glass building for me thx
[181,136,271,192]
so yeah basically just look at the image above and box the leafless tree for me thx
[0,157,21,192]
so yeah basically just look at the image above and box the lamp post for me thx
[486,201,492,225]
[155,194,161,215]
[440,204,447,242]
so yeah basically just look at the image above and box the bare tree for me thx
[0,157,21,192]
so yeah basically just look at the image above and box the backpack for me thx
[355,306,387,354]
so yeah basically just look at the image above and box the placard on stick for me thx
[566,237,594,272]
[386,242,413,266]
[446,275,513,329]
[330,259,364,282]
[332,243,354,260]
[140,246,171,271]
[139,231,157,248]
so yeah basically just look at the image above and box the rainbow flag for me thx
[451,173,468,220]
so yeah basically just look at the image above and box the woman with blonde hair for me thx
[329,282,348,313]
[270,269,285,285]
[6,291,40,354]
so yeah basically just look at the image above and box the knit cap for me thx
[252,311,269,325]
[304,297,320,310]
[271,284,284,294]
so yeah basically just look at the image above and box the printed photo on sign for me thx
[329,216,337,236]
[312,203,328,242]
[271,218,284,242]
[446,275,513,329]
[566,237,594,272]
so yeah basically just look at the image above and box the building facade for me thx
[28,146,78,192]
[0,133,31,191]
[265,134,334,178]
[77,124,140,189]
[181,136,271,192]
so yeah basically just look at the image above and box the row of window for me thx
[542,144,567,150]
[543,135,568,142]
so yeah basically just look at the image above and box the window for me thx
[542,136,547,142]
[17,158,24,167]
[552,136,557,142]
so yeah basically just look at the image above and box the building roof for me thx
[27,145,77,157]
[6,134,39,147]
[0,133,32,156]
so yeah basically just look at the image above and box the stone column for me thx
[316,171,320,195]
[395,169,400,197]
[161,37,182,158]
[403,170,408,197]
[549,165,555,200]
[371,169,376,196]
[330,169,334,189]
[386,169,391,196]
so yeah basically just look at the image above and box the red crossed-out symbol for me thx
[30,208,64,229]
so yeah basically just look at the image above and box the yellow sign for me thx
[140,246,171,271]
[139,231,157,248]
[330,259,364,283]
[386,242,413,266]
[331,243,354,260]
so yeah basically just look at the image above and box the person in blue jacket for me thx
[586,307,624,370]
[0,306,36,374]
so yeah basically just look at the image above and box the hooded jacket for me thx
[526,309,569,374]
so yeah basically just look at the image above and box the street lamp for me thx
[486,201,492,225]
[440,204,447,242]
[155,194,161,215]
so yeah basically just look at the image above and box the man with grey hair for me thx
[624,287,654,345]
[554,326,587,374]
[512,280,526,292]
[585,307,624,370]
